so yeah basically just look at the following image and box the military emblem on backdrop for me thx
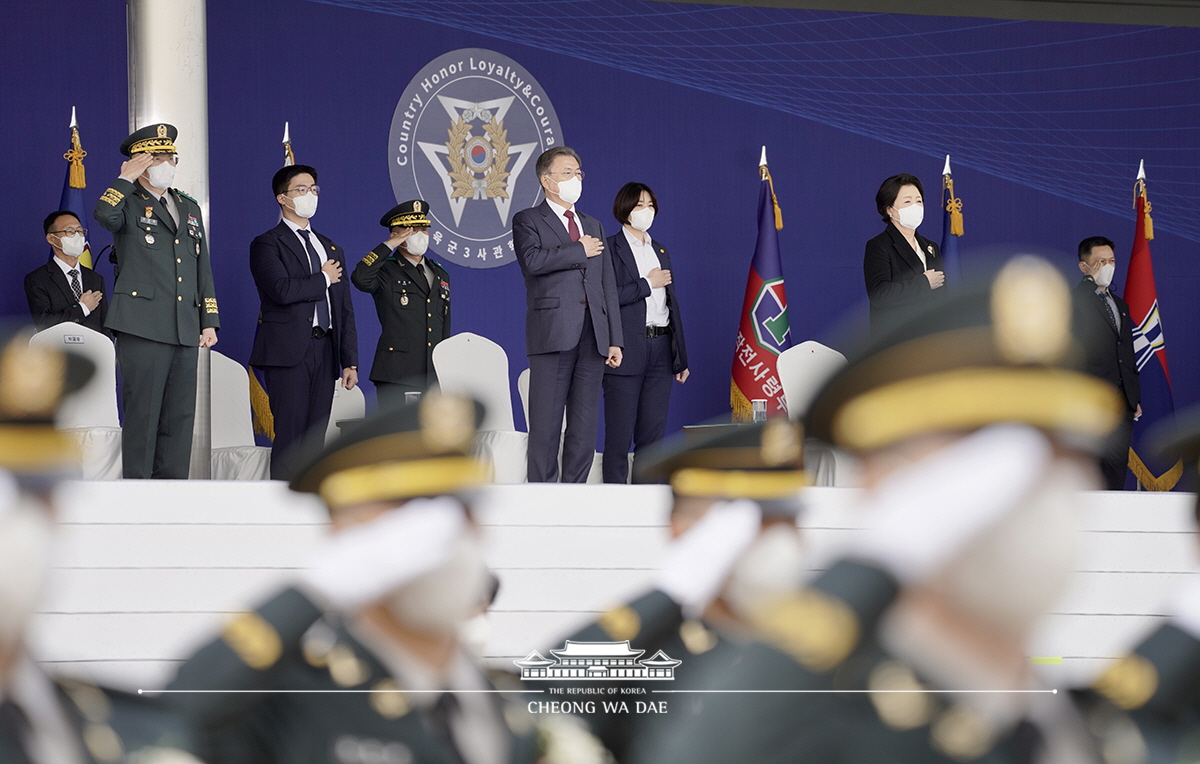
[389,48,564,269]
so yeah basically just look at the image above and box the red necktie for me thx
[564,210,581,242]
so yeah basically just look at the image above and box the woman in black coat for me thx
[602,182,689,484]
[864,173,945,338]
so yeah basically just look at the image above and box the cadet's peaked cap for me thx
[381,200,431,229]
[806,256,1124,454]
[288,392,487,512]
[635,419,807,506]
[120,123,179,157]
[0,328,95,473]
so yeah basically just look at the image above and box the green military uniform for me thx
[167,394,544,764]
[351,201,450,409]
[92,123,219,479]
[0,332,203,764]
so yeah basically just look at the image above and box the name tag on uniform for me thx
[139,216,159,227]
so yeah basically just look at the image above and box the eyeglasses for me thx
[546,170,584,180]
[149,154,178,165]
[285,185,320,196]
[51,228,88,237]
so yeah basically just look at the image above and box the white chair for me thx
[776,341,859,487]
[434,333,526,483]
[30,325,122,479]
[208,351,271,480]
[325,382,366,444]
[516,367,603,483]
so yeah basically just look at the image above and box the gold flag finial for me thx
[63,108,86,189]
[1134,161,1154,241]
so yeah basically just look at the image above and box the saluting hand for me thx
[384,228,414,250]
[322,259,343,285]
[119,153,154,182]
[580,235,603,258]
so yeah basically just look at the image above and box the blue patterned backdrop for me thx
[3,0,1198,438]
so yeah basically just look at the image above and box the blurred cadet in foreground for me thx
[526,419,805,762]
[0,332,201,764]
[635,256,1125,764]
[167,395,570,764]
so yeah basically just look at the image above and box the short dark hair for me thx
[1078,236,1115,261]
[272,164,318,197]
[43,210,80,234]
[875,173,924,224]
[534,146,581,179]
[613,182,658,226]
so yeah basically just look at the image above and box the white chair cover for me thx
[30,325,122,479]
[433,332,516,432]
[208,351,271,480]
[325,382,366,444]
[776,341,859,487]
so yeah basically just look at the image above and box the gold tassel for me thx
[64,128,86,189]
[1134,180,1155,241]
[284,143,295,167]
[731,380,753,423]
[1127,449,1180,491]
[944,177,963,236]
[761,166,783,231]
[248,367,275,441]
[1144,199,1155,241]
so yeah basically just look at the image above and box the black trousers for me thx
[526,309,605,483]
[602,333,674,484]
[115,332,198,479]
[1101,408,1136,490]
[263,334,337,478]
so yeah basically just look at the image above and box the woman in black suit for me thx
[602,182,689,484]
[864,173,945,338]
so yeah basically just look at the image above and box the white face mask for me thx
[405,232,429,257]
[628,207,655,232]
[289,192,318,219]
[386,532,489,636]
[0,497,55,651]
[554,176,582,205]
[57,233,87,258]
[1092,262,1115,288]
[893,203,924,230]
[146,161,176,190]
[721,523,806,622]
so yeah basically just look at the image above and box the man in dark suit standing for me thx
[352,200,451,410]
[24,210,107,334]
[249,164,357,477]
[1072,235,1141,490]
[512,147,623,483]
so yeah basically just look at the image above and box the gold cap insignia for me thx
[221,612,282,670]
[419,393,475,452]
[868,661,934,730]
[157,124,168,138]
[991,255,1070,365]
[0,343,64,419]
[679,620,718,655]
[598,605,640,642]
[369,679,411,719]
[761,419,802,467]
[328,643,370,687]
[1093,653,1158,710]
[414,201,422,212]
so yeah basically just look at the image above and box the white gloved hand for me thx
[852,424,1052,585]
[1168,573,1200,641]
[654,499,762,617]
[299,496,467,611]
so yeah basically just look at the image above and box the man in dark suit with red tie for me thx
[1072,235,1141,489]
[24,210,108,334]
[249,164,358,477]
[512,147,623,483]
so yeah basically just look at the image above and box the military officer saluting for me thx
[167,394,542,764]
[351,200,450,409]
[0,332,203,764]
[93,123,219,479]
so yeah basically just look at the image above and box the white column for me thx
[128,0,213,479]
[127,0,210,221]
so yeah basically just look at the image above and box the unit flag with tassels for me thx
[59,108,94,269]
[940,154,963,288]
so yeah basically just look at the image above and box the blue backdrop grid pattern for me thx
[311,0,1200,242]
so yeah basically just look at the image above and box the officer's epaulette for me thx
[176,189,198,204]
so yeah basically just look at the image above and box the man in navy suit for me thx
[249,164,357,477]
[512,147,623,482]
[24,210,108,334]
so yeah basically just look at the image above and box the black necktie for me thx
[68,268,82,300]
[1099,291,1118,331]
[159,195,177,227]
[426,693,467,764]
[0,699,36,764]
[298,229,331,330]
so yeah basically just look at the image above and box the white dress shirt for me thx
[51,255,91,317]
[546,198,582,239]
[283,217,332,328]
[622,228,670,327]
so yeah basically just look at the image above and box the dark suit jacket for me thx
[1072,278,1140,410]
[604,230,687,377]
[24,257,108,334]
[351,243,451,384]
[512,200,622,355]
[249,221,357,372]
[863,223,943,336]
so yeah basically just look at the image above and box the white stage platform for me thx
[33,481,1198,693]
